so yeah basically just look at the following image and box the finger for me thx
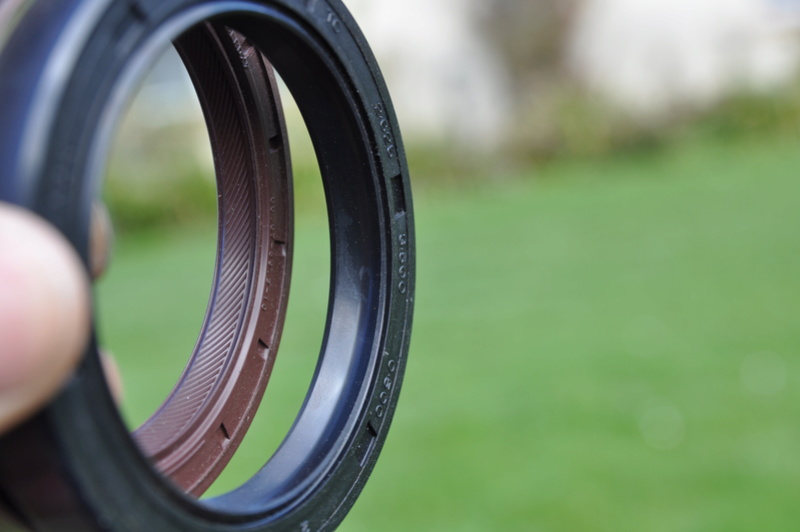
[90,201,113,280]
[0,203,91,435]
[100,350,124,404]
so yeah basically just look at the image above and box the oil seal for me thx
[0,1,414,530]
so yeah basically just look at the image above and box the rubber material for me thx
[0,1,414,530]
[133,24,295,497]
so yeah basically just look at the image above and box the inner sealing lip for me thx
[104,22,296,498]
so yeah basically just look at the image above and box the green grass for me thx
[96,133,800,531]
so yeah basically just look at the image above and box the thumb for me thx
[0,203,90,435]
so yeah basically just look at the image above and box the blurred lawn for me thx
[97,133,800,531]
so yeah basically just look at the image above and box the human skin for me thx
[0,203,91,435]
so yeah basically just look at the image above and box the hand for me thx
[0,203,90,435]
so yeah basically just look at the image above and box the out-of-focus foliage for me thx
[480,0,578,85]
[479,0,648,161]
[102,0,800,230]
[104,122,217,232]
[478,0,800,163]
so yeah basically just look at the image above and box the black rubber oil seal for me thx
[0,1,414,530]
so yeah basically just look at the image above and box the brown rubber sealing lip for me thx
[130,23,293,497]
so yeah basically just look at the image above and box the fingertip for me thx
[100,351,124,405]
[0,204,91,434]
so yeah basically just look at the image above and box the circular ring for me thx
[0,1,414,530]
